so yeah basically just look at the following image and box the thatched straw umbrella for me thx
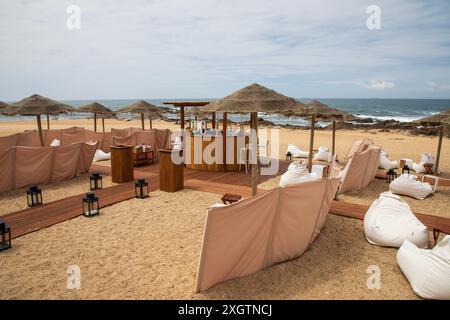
[202,83,307,195]
[76,102,115,132]
[0,101,9,110]
[293,100,356,166]
[2,94,73,146]
[117,100,165,130]
[415,109,450,174]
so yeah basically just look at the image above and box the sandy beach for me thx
[0,118,448,299]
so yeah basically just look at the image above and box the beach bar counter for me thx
[184,130,251,172]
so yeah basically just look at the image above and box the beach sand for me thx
[0,189,418,300]
[0,118,448,299]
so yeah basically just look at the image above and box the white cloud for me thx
[0,0,449,99]
[361,80,395,90]
[426,81,450,91]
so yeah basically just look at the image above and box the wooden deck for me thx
[2,158,449,239]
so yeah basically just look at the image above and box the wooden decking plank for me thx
[330,200,450,234]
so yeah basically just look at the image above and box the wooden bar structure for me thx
[162,101,210,130]
[110,145,134,183]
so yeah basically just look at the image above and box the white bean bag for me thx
[279,161,318,187]
[389,174,433,200]
[364,192,429,248]
[313,146,331,162]
[286,144,309,158]
[93,149,111,162]
[379,150,398,170]
[413,153,435,174]
[397,236,450,300]
[50,139,61,147]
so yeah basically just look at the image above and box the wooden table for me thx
[221,193,242,205]
[134,150,154,167]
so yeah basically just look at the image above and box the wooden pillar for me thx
[308,114,316,172]
[251,112,258,196]
[435,125,444,174]
[37,114,44,146]
[223,112,227,172]
[46,113,50,130]
[102,117,105,133]
[332,121,336,156]
[180,105,185,129]
[141,113,145,130]
[149,118,153,130]
[94,113,97,132]
[212,112,216,129]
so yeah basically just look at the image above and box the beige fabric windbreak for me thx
[0,142,97,193]
[112,129,171,159]
[111,127,143,137]
[195,177,340,292]
[339,142,381,194]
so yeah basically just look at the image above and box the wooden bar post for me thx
[46,113,50,130]
[102,117,105,133]
[94,113,97,132]
[141,113,145,130]
[149,118,153,130]
[212,112,216,129]
[180,105,185,129]
[251,112,258,196]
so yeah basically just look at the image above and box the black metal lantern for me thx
[386,168,398,183]
[135,178,149,199]
[26,186,43,207]
[90,172,103,190]
[286,151,293,161]
[82,192,99,217]
[0,220,11,252]
[402,165,411,174]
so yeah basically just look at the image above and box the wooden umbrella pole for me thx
[223,112,227,172]
[149,118,153,130]
[435,125,444,174]
[37,114,44,146]
[46,113,50,130]
[94,113,97,132]
[141,113,145,130]
[251,112,258,196]
[332,121,336,156]
[308,114,316,172]
[102,117,105,133]
[212,112,216,129]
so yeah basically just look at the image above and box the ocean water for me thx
[1,98,449,127]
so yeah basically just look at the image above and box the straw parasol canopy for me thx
[202,83,311,195]
[415,109,450,174]
[0,101,9,110]
[416,109,450,126]
[202,83,305,114]
[117,100,165,130]
[2,94,74,146]
[76,102,115,132]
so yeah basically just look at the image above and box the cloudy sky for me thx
[0,0,449,100]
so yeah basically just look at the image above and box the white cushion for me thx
[364,192,429,248]
[50,139,61,147]
[93,149,111,162]
[397,236,450,300]
[389,174,433,200]
[313,146,331,162]
[286,144,309,158]
[379,150,398,170]
[279,161,318,187]
[413,153,435,173]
